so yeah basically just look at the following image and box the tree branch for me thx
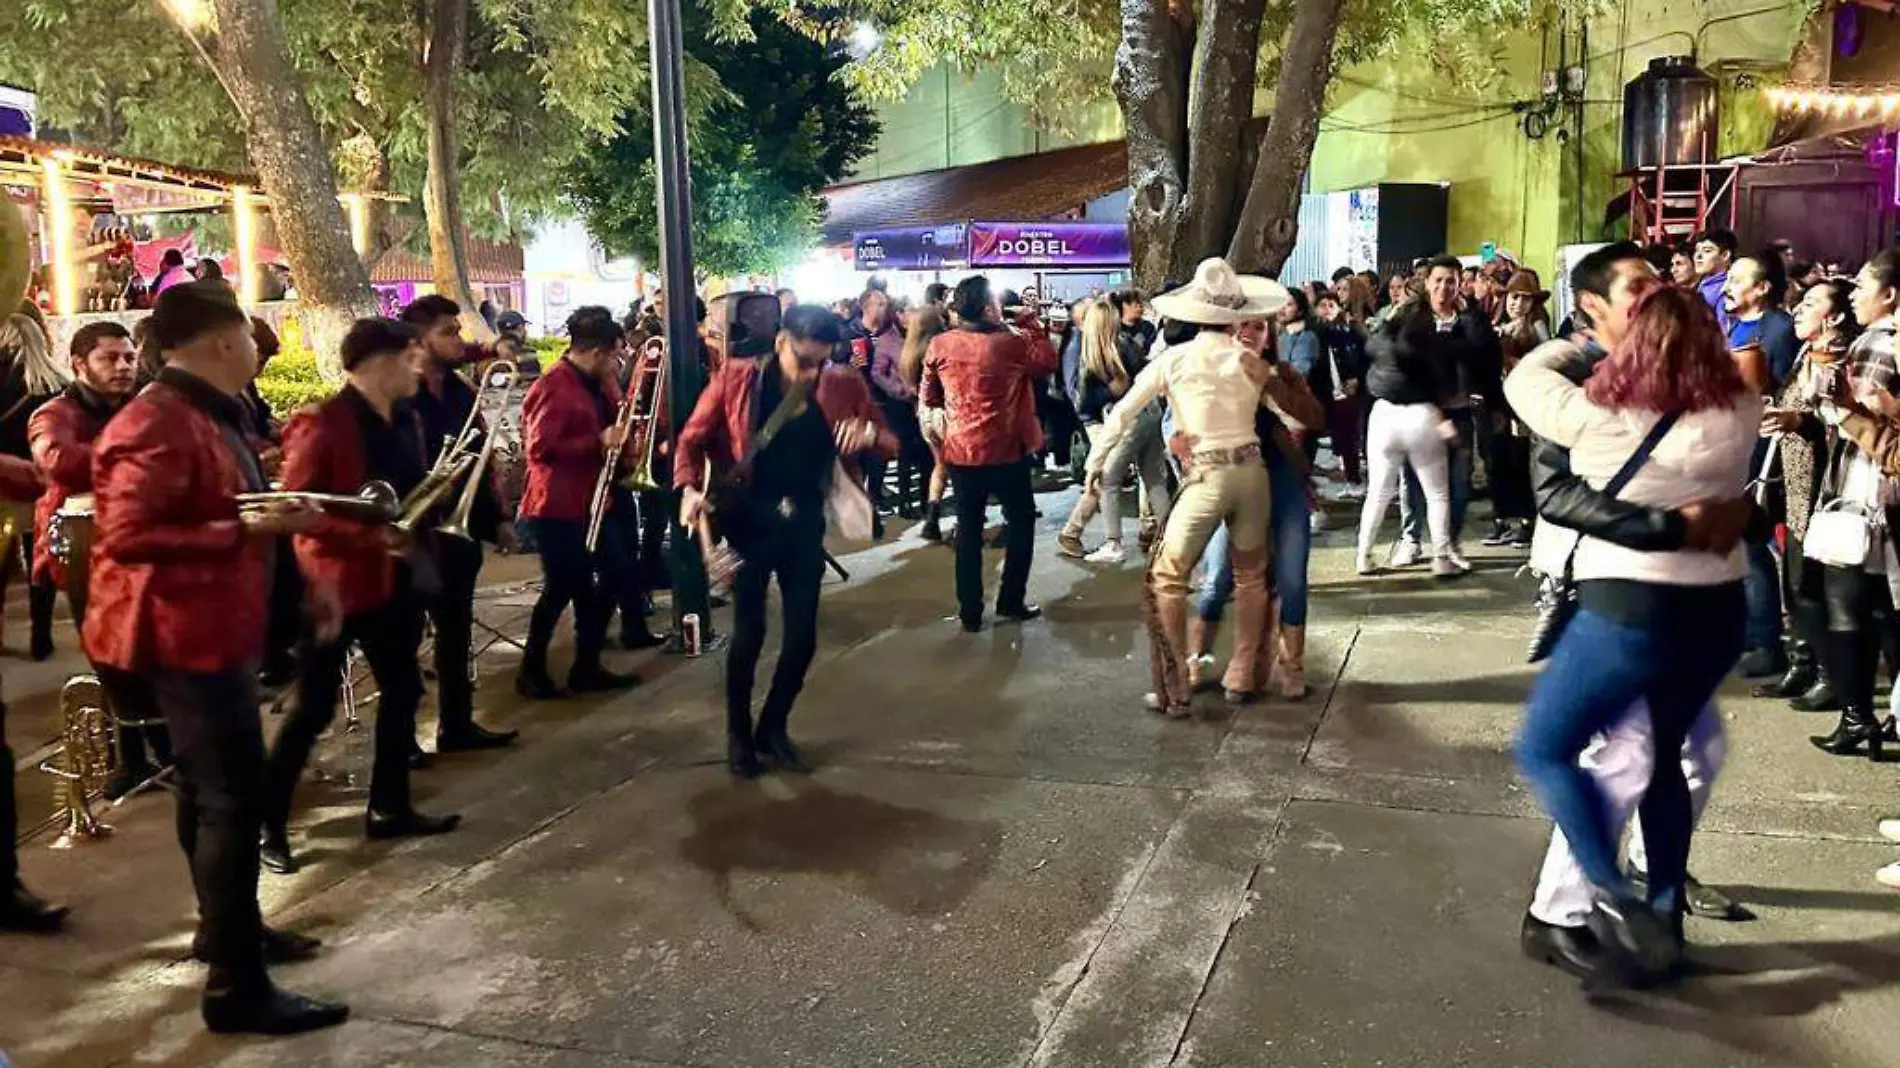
[1228,0,1347,275]
[1178,0,1265,265]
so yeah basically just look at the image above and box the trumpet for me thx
[237,481,402,524]
[584,339,666,553]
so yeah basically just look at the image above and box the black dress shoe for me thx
[620,628,666,651]
[365,809,462,840]
[727,737,763,781]
[202,986,349,1036]
[192,925,322,965]
[1789,678,1841,713]
[0,883,69,933]
[1736,647,1787,680]
[29,630,54,662]
[514,670,568,700]
[1519,913,1606,979]
[407,746,431,771]
[1627,870,1752,921]
[257,660,297,690]
[754,730,812,774]
[1584,894,1680,989]
[436,724,519,752]
[568,666,642,693]
[1753,661,1817,699]
[996,603,1043,624]
[259,829,299,876]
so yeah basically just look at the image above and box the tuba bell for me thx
[38,675,117,848]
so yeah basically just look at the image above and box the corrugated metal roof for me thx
[369,237,524,284]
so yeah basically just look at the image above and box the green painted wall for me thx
[854,1,1808,272]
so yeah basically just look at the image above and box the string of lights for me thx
[1765,85,1900,119]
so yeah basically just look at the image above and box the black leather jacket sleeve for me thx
[1527,337,1688,551]
[1531,435,1688,551]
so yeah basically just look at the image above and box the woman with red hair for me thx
[1504,280,1758,985]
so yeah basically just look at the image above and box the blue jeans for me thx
[1514,590,1744,916]
[1400,409,1473,545]
[1742,539,1783,655]
[1198,454,1312,626]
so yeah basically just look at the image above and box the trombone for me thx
[585,338,667,553]
[407,359,523,539]
[237,482,402,524]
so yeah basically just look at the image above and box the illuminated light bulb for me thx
[1860,94,1878,118]
[1884,94,1900,117]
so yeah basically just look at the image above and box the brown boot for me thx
[1146,587,1193,716]
[1221,554,1270,702]
[1277,624,1310,701]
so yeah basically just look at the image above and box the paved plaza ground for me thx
[3,483,1899,1067]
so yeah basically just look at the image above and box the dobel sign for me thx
[968,222,1129,268]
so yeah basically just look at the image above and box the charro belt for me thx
[1188,442,1262,469]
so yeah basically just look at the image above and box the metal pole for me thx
[648,0,710,639]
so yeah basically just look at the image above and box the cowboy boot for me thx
[1221,556,1270,704]
[1277,624,1311,701]
[1146,588,1193,717]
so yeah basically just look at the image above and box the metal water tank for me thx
[1621,56,1720,169]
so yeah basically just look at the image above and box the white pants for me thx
[1527,699,1728,927]
[1357,400,1453,559]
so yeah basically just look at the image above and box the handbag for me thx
[1803,498,1877,568]
[1526,410,1682,663]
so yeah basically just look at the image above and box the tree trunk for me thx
[1227,0,1348,276]
[1177,0,1265,265]
[1113,0,1194,292]
[206,0,378,372]
[423,0,492,340]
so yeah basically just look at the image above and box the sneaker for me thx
[1085,541,1127,565]
[1356,553,1378,576]
[1056,532,1086,559]
[1879,861,1900,890]
[1508,523,1535,548]
[1433,552,1472,579]
[1388,540,1422,568]
[1879,819,1900,844]
[1481,524,1512,547]
[1308,512,1329,535]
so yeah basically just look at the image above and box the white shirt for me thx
[1508,338,1759,586]
[1089,331,1267,472]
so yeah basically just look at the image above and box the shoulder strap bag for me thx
[1526,410,1682,663]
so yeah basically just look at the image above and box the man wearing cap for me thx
[1088,258,1296,716]
[261,317,463,875]
[85,280,346,1034]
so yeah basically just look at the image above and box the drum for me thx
[50,493,95,623]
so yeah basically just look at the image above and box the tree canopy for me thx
[564,2,879,278]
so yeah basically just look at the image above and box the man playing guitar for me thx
[678,304,895,779]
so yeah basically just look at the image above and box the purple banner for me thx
[968,222,1129,268]
[853,225,968,272]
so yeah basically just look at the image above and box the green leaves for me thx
[563,1,878,278]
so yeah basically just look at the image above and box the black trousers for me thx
[263,536,303,674]
[425,538,482,737]
[596,489,652,637]
[524,518,609,676]
[636,489,671,592]
[1489,433,1536,521]
[1820,564,1899,713]
[69,589,172,772]
[144,668,270,988]
[880,393,931,514]
[265,593,426,827]
[948,459,1036,626]
[727,513,825,742]
[1,698,16,888]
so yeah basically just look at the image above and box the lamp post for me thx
[647,0,710,640]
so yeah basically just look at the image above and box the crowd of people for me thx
[4,210,1900,1041]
